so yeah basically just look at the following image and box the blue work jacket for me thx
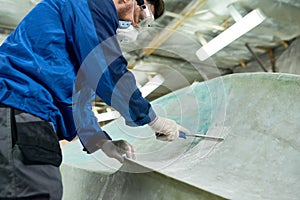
[0,0,156,153]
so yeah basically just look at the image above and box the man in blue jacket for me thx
[0,0,189,199]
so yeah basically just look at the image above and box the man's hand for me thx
[101,140,136,163]
[149,116,190,141]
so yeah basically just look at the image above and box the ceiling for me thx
[124,0,300,100]
[0,0,299,107]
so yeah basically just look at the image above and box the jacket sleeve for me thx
[60,0,113,153]
[62,0,156,125]
[86,0,157,126]
[72,87,112,154]
[60,0,156,152]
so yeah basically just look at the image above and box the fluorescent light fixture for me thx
[139,74,165,98]
[95,74,164,122]
[30,0,40,4]
[196,9,266,61]
[95,111,121,122]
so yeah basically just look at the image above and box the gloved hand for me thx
[101,140,136,163]
[149,116,190,141]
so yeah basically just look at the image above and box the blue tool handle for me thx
[179,131,186,139]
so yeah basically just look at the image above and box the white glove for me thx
[101,140,136,163]
[149,116,190,141]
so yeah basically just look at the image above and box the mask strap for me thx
[131,0,135,22]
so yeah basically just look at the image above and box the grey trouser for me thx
[0,104,63,199]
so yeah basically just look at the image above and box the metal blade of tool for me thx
[179,132,224,142]
[155,131,224,142]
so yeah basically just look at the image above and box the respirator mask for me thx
[116,0,154,43]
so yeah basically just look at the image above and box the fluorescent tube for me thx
[196,9,266,61]
[139,74,165,98]
[95,74,164,122]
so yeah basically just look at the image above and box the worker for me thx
[0,0,189,199]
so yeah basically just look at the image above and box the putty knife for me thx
[178,131,224,141]
[155,131,224,141]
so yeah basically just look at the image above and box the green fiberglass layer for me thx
[61,73,300,200]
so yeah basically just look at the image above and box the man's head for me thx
[115,0,165,27]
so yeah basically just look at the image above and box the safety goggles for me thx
[136,0,154,28]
